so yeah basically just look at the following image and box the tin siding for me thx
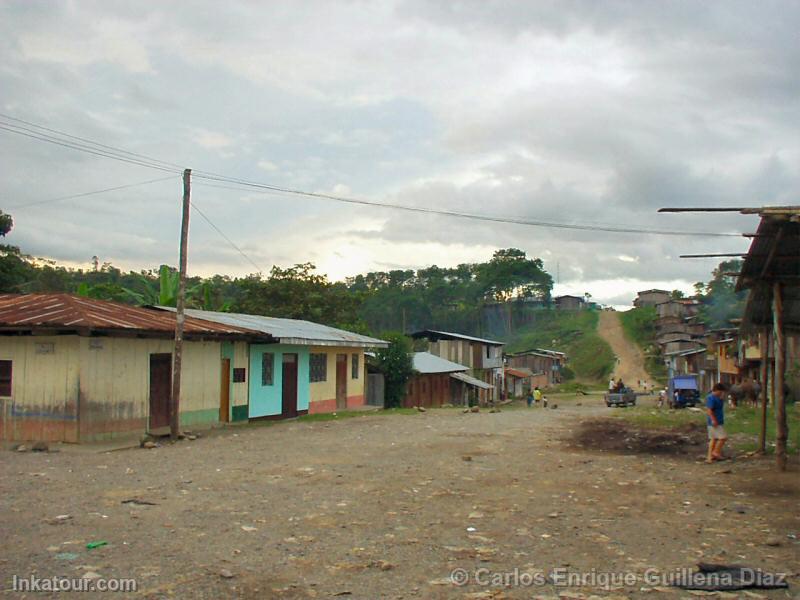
[78,338,223,439]
[0,336,80,443]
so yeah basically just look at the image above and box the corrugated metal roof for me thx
[450,371,494,389]
[410,329,505,346]
[509,347,565,358]
[736,212,800,331]
[505,367,534,378]
[412,352,467,374]
[0,294,265,338]
[156,307,388,348]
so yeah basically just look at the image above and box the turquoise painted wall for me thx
[248,344,310,417]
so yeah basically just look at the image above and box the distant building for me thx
[410,330,504,404]
[633,289,671,308]
[505,348,566,386]
[404,352,491,408]
[554,295,585,310]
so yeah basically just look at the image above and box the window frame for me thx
[261,353,274,386]
[0,360,11,397]
[351,353,359,379]
[310,353,327,383]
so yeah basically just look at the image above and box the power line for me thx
[192,175,744,238]
[0,112,749,238]
[190,201,266,274]
[0,123,180,174]
[0,112,187,172]
[6,175,177,210]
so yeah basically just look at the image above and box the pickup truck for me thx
[605,388,637,407]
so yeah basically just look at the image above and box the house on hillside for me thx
[404,352,490,408]
[633,289,671,308]
[410,330,504,404]
[505,348,566,386]
[153,307,388,418]
[0,294,269,444]
[503,367,549,397]
[554,295,585,310]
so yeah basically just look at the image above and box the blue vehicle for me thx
[668,375,700,408]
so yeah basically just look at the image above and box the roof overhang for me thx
[450,372,494,389]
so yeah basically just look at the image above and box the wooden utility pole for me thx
[772,282,787,471]
[757,328,768,454]
[171,168,191,440]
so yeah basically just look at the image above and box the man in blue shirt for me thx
[706,382,728,462]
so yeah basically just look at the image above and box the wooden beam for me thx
[757,328,768,454]
[759,228,784,280]
[659,207,759,213]
[772,282,787,471]
[679,253,746,258]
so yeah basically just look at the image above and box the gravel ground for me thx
[2,397,798,599]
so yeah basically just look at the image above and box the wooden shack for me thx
[735,206,800,471]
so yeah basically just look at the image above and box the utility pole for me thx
[171,168,191,440]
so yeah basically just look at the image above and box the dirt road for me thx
[598,311,652,390]
[2,401,797,598]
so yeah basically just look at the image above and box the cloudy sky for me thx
[1,1,798,308]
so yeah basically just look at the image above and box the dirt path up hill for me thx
[598,310,652,390]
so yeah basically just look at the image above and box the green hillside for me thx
[505,310,614,382]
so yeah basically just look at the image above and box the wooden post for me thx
[772,282,787,471]
[171,168,191,440]
[757,329,768,454]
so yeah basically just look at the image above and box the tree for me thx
[475,248,553,302]
[233,263,366,329]
[375,333,414,408]
[0,211,13,237]
[697,259,747,329]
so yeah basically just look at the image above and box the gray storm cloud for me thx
[0,1,797,306]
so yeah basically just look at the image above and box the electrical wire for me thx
[192,175,744,238]
[0,112,187,172]
[0,123,180,174]
[0,112,749,239]
[6,175,178,210]
[190,201,266,274]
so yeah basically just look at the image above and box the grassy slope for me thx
[618,306,667,383]
[617,404,800,454]
[505,310,615,383]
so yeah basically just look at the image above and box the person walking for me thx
[533,386,543,406]
[706,383,729,463]
[526,390,534,408]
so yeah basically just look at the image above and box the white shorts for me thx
[707,425,727,440]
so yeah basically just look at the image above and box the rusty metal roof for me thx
[505,367,535,378]
[0,294,269,339]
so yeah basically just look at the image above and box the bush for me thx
[375,333,414,408]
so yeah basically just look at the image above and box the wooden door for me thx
[220,358,231,422]
[281,354,298,418]
[336,354,347,409]
[149,354,172,430]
